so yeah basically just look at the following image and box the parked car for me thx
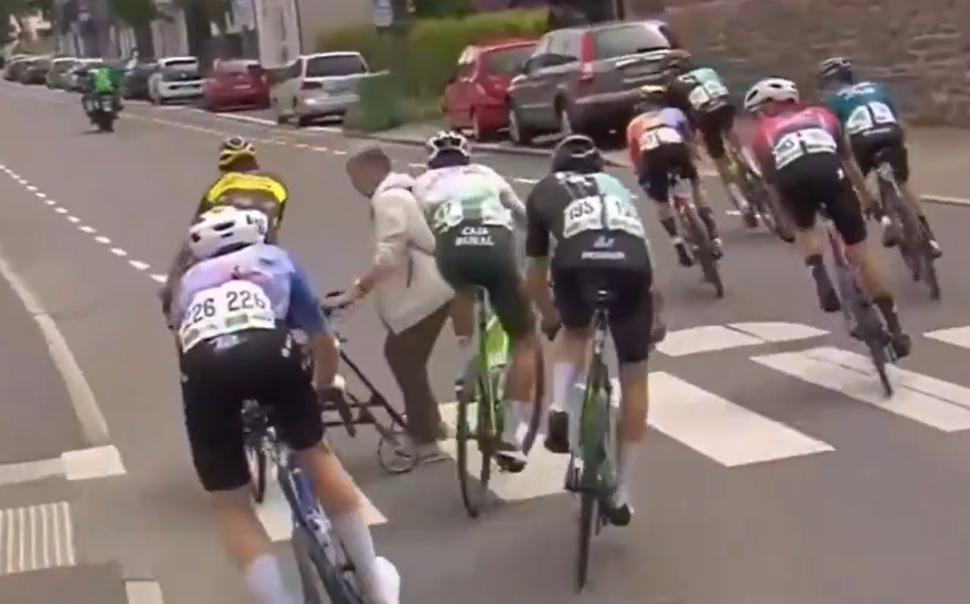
[5,56,36,82]
[46,57,79,89]
[148,56,203,104]
[121,59,157,99]
[443,39,537,140]
[272,52,370,127]
[507,20,681,144]
[19,56,53,84]
[202,59,270,111]
[66,59,104,91]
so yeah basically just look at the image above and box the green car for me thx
[46,56,79,89]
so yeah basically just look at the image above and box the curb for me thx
[342,128,628,167]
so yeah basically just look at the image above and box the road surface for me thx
[2,82,970,604]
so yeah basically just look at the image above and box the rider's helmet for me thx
[550,134,604,174]
[817,56,854,88]
[188,206,269,260]
[664,49,694,76]
[743,77,800,114]
[218,136,258,171]
[427,130,471,169]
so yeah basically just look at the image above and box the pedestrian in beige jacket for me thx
[341,146,454,460]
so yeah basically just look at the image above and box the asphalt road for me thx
[3,82,970,604]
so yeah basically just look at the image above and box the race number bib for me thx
[638,126,683,151]
[772,127,838,170]
[845,101,897,135]
[430,190,511,232]
[562,194,645,239]
[178,280,276,352]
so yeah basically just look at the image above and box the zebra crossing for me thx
[252,320,970,539]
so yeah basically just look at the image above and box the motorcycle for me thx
[85,93,118,132]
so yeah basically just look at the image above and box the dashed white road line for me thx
[79,225,96,234]
[67,216,80,224]
[54,207,68,214]
[311,146,329,152]
[34,191,46,199]
[110,247,128,257]
[332,149,348,156]
[128,260,150,271]
[150,274,167,284]
[44,199,55,206]
[95,236,112,245]
[513,177,539,185]
[25,185,37,192]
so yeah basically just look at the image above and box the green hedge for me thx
[317,9,548,102]
[343,73,405,132]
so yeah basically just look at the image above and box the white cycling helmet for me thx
[188,206,269,260]
[426,130,470,163]
[744,78,800,113]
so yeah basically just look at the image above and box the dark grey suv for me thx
[507,20,680,144]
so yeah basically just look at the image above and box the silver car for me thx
[271,52,370,127]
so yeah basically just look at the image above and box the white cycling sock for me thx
[616,441,641,508]
[457,336,475,372]
[551,362,581,414]
[501,400,531,447]
[243,553,298,604]
[331,511,382,602]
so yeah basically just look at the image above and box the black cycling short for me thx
[639,142,699,204]
[179,327,323,492]
[775,153,867,246]
[551,261,654,364]
[851,126,909,183]
[436,222,535,338]
[697,103,736,160]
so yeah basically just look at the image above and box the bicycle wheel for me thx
[456,360,493,518]
[576,358,608,591]
[682,206,724,298]
[245,443,267,504]
[522,345,546,455]
[858,304,893,397]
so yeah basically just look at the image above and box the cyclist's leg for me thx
[639,145,693,267]
[268,332,399,604]
[483,228,539,460]
[831,176,911,355]
[702,105,748,211]
[603,263,654,525]
[180,331,298,604]
[436,237,476,368]
[776,159,840,313]
[545,264,593,453]
[678,143,722,253]
[888,133,941,255]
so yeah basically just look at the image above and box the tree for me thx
[108,0,158,29]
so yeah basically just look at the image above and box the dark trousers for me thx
[384,303,451,445]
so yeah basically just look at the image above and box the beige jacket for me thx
[364,172,453,335]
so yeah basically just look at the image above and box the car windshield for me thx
[53,60,77,72]
[594,24,679,59]
[305,55,366,78]
[484,46,534,75]
[163,68,201,81]
[218,61,259,74]
[164,59,197,70]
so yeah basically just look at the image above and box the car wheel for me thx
[508,104,532,146]
[274,100,287,124]
[471,110,490,142]
[296,115,312,128]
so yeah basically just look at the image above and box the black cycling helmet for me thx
[219,136,257,170]
[817,56,854,87]
[426,130,471,169]
[551,134,603,174]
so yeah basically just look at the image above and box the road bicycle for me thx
[454,287,544,518]
[823,213,898,396]
[670,173,725,298]
[242,401,364,604]
[562,289,620,591]
[873,150,940,300]
[725,138,795,242]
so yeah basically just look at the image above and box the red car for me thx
[202,59,271,111]
[442,39,537,140]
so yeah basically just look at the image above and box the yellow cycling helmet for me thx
[218,136,257,170]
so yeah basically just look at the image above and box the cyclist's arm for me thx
[524,185,559,323]
[288,260,338,389]
[486,168,527,227]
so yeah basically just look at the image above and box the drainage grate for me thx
[0,501,75,575]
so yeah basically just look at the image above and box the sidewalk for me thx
[350,120,970,203]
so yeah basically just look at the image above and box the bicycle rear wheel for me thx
[683,206,724,298]
[856,301,894,397]
[245,444,267,504]
[456,362,493,518]
[575,358,608,591]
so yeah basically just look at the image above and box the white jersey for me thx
[414,163,526,234]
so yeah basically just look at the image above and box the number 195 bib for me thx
[178,280,276,352]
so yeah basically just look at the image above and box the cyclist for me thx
[627,84,722,266]
[746,78,910,357]
[818,56,941,256]
[413,131,539,471]
[664,52,757,226]
[170,206,399,604]
[160,136,289,319]
[526,134,654,526]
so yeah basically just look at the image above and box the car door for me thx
[538,31,582,129]
[510,34,552,124]
[444,50,476,129]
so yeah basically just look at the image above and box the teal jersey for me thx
[824,81,900,138]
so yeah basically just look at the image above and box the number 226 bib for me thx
[179,280,276,352]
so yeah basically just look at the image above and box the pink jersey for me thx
[751,105,844,178]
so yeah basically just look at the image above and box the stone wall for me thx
[626,0,970,126]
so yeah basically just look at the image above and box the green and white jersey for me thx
[414,164,525,235]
